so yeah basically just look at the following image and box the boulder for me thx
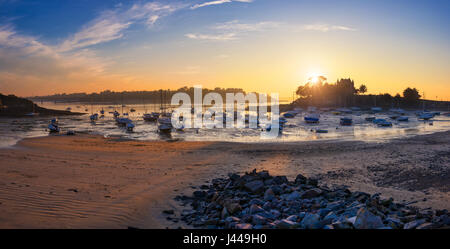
[403,219,426,229]
[264,188,276,201]
[244,180,265,194]
[353,207,384,229]
[301,213,322,229]
[300,188,322,199]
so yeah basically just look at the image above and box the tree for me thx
[357,84,367,95]
[403,87,421,106]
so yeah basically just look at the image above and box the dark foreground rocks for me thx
[171,170,450,229]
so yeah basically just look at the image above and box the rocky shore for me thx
[170,170,450,229]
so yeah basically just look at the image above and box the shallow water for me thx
[0,102,449,147]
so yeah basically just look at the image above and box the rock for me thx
[275,219,298,229]
[294,173,307,184]
[193,191,207,199]
[416,222,434,229]
[162,210,174,215]
[244,180,265,194]
[273,176,288,185]
[225,202,242,214]
[286,215,299,222]
[386,217,403,229]
[301,213,322,229]
[228,173,240,182]
[249,204,265,214]
[318,208,332,218]
[252,215,267,225]
[353,207,384,229]
[264,188,276,201]
[403,219,426,229]
[300,188,322,199]
[306,178,318,186]
[221,207,229,219]
[235,223,253,229]
[286,191,301,201]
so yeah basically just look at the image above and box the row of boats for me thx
[46,105,446,135]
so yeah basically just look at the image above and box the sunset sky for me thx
[0,0,449,100]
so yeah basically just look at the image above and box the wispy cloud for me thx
[191,0,253,10]
[186,20,279,41]
[302,24,357,32]
[58,2,181,52]
[185,32,237,41]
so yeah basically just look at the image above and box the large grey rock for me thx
[252,215,267,225]
[286,191,301,201]
[249,204,265,214]
[403,219,426,229]
[264,188,275,201]
[275,219,298,229]
[244,180,265,193]
[294,173,307,184]
[301,213,322,229]
[353,207,384,229]
[300,188,322,199]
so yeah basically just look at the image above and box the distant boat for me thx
[337,108,352,114]
[377,121,393,127]
[340,117,353,126]
[304,114,320,123]
[143,112,159,122]
[315,129,328,133]
[397,116,409,122]
[373,118,392,127]
[282,112,295,118]
[126,122,135,132]
[365,117,376,122]
[371,107,382,113]
[116,117,133,126]
[157,117,173,133]
[418,113,434,120]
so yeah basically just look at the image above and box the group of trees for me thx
[295,76,423,108]
[31,87,248,104]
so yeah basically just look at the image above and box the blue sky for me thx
[0,0,449,99]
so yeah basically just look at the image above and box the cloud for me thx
[302,24,357,32]
[185,32,237,41]
[185,20,279,41]
[58,2,181,52]
[191,0,253,10]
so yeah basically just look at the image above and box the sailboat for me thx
[142,95,159,122]
[304,113,320,123]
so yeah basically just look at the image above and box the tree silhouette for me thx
[403,87,421,105]
[358,84,367,95]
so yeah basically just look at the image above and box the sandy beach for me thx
[0,132,448,228]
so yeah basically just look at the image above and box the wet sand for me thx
[0,132,448,228]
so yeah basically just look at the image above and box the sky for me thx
[0,0,449,100]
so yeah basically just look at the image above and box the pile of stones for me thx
[168,169,449,229]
